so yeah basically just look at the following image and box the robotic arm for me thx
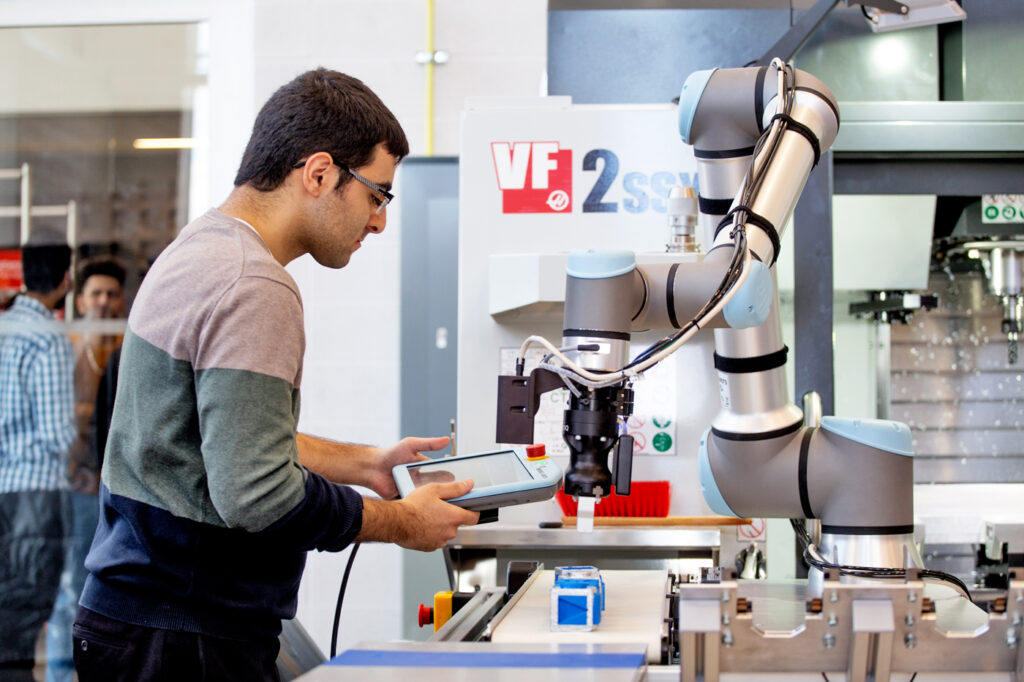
[497,62,918,576]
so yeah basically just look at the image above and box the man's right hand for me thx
[357,480,480,551]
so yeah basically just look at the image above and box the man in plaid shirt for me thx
[0,238,76,681]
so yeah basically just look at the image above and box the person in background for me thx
[73,68,479,682]
[0,236,76,682]
[45,256,126,682]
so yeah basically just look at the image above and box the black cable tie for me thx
[769,113,821,167]
[798,427,815,520]
[715,206,781,267]
[666,263,681,329]
[713,346,788,374]
[698,195,734,216]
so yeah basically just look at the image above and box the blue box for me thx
[550,566,605,631]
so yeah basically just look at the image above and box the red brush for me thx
[556,480,670,518]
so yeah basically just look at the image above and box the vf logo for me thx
[491,142,573,214]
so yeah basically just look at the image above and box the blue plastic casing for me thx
[722,259,772,329]
[566,249,636,279]
[552,566,605,629]
[819,416,914,457]
[678,68,717,145]
[698,428,740,518]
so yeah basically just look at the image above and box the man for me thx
[46,257,126,682]
[74,69,478,681]
[0,237,76,682]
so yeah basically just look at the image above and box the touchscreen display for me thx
[408,451,533,489]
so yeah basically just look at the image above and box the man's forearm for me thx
[356,497,403,545]
[297,432,380,486]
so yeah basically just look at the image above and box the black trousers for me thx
[73,607,281,682]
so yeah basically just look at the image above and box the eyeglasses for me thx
[344,166,393,215]
[292,158,394,215]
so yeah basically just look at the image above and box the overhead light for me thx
[862,0,966,33]
[132,137,195,149]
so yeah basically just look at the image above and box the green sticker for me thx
[1004,206,1017,221]
[653,416,672,428]
[653,432,673,452]
[985,205,1000,220]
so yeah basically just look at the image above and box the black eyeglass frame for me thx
[292,158,394,214]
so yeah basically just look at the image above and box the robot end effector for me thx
[495,244,775,502]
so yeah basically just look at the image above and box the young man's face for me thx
[308,143,397,269]
[76,274,124,319]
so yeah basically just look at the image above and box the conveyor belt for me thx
[490,569,669,663]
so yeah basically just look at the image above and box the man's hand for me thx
[296,434,451,495]
[358,479,480,551]
[364,436,450,499]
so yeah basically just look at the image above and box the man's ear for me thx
[298,152,334,197]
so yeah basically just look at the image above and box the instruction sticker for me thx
[982,195,1024,224]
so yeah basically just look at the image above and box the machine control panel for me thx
[393,446,562,511]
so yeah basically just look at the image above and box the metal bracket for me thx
[860,0,909,14]
[848,600,895,682]
[495,368,564,444]
[678,579,737,682]
[848,291,938,324]
[679,598,721,682]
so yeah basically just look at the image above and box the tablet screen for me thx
[408,450,533,489]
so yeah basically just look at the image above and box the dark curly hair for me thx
[76,256,126,295]
[234,68,409,191]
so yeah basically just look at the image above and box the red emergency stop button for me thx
[418,603,433,628]
[526,444,547,460]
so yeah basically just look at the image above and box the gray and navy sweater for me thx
[81,208,364,640]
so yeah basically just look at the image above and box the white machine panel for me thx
[458,98,721,523]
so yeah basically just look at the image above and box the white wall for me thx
[0,23,204,113]
[0,0,547,659]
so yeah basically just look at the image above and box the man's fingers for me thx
[434,479,473,500]
[405,436,451,453]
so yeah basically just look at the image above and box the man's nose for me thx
[367,209,386,234]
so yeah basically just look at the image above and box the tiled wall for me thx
[261,0,548,656]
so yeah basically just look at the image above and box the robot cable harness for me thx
[789,519,974,603]
[516,60,796,390]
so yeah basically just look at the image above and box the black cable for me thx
[908,673,918,682]
[790,519,974,603]
[330,542,361,659]
[821,674,830,682]
[603,62,791,379]
[626,226,748,370]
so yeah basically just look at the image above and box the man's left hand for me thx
[366,436,450,499]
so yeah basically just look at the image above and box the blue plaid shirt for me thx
[0,295,75,492]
